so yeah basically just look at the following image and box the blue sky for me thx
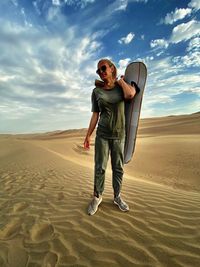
[0,0,199,133]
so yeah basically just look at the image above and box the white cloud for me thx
[46,6,61,21]
[138,56,200,117]
[161,0,200,25]
[173,51,200,67]
[52,0,61,6]
[0,0,199,132]
[170,20,200,44]
[21,7,33,27]
[188,0,200,10]
[0,73,16,82]
[114,0,148,11]
[186,37,200,52]
[118,32,135,44]
[75,37,101,64]
[162,8,192,25]
[118,58,131,68]
[150,38,169,49]
[33,1,41,15]
[78,0,96,8]
[114,0,128,11]
[130,0,148,3]
[150,20,199,58]
[0,18,103,133]
[64,0,95,8]
[117,58,131,75]
[141,35,145,40]
[11,0,18,6]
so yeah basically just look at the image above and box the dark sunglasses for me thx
[96,65,107,75]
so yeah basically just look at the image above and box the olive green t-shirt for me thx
[91,84,125,139]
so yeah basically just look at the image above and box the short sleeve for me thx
[91,90,100,112]
[116,83,125,100]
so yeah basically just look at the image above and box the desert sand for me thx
[0,112,200,267]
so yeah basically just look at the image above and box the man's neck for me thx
[104,78,115,88]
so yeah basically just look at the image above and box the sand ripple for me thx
[0,137,200,266]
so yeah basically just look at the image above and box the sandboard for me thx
[124,62,147,164]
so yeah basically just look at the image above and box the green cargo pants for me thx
[94,135,125,197]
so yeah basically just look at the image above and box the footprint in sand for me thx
[30,223,55,242]
[35,184,45,190]
[0,219,21,240]
[57,192,64,200]
[5,185,13,192]
[0,255,5,267]
[39,184,45,189]
[8,245,29,267]
[13,202,29,213]
[43,252,58,267]
[73,144,89,155]
[0,245,8,266]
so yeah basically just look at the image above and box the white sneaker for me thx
[88,196,102,215]
[114,196,129,212]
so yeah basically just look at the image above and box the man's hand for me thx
[116,75,136,100]
[116,75,125,86]
[84,136,90,150]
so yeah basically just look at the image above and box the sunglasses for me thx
[96,65,107,75]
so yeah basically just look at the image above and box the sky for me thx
[0,0,200,134]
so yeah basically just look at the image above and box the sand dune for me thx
[138,112,200,136]
[0,113,200,267]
